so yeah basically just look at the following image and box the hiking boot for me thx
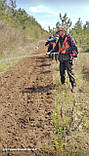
[71,86,77,93]
[61,82,66,86]
[61,83,66,89]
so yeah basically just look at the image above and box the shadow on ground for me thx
[40,70,51,74]
[22,83,53,94]
[39,63,51,67]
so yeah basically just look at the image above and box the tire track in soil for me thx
[0,48,55,156]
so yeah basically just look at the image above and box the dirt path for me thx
[0,47,55,155]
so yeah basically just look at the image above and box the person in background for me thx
[45,35,53,59]
[45,32,59,60]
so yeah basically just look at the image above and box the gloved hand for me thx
[61,49,66,54]
[45,41,49,46]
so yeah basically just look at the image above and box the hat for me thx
[59,26,67,32]
[49,35,53,39]
[55,31,59,34]
[55,32,59,37]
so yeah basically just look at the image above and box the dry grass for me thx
[51,52,89,155]
[0,20,35,58]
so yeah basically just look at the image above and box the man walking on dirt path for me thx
[53,26,78,92]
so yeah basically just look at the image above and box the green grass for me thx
[51,52,89,155]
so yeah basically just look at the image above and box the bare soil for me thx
[0,46,55,156]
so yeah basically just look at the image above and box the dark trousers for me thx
[55,54,58,61]
[51,54,58,61]
[59,59,76,87]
